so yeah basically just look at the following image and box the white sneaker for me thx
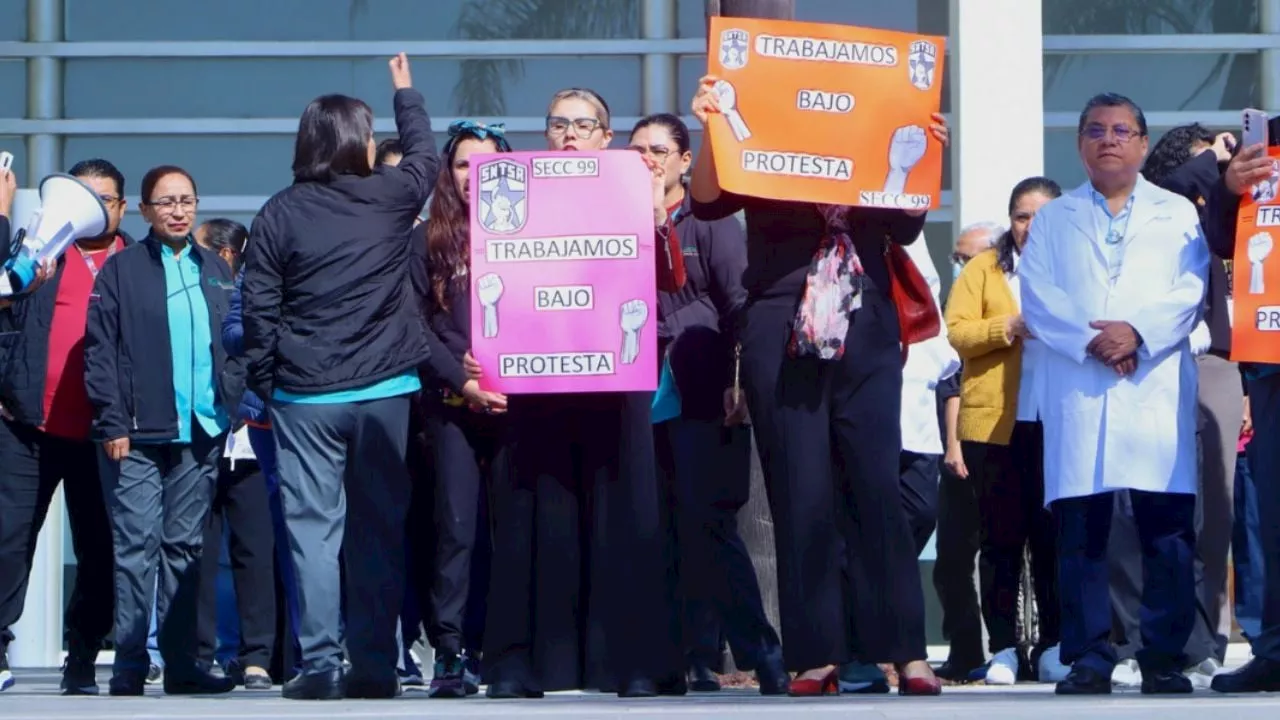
[985,647,1019,685]
[1037,645,1071,683]
[1185,658,1225,690]
[1111,658,1142,687]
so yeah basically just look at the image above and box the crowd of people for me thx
[0,28,1278,705]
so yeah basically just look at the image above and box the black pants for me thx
[484,391,681,692]
[963,421,1059,653]
[423,398,500,658]
[931,464,984,667]
[196,459,276,670]
[1055,490,1196,676]
[0,420,114,658]
[740,290,926,670]
[655,418,781,671]
[101,427,223,677]
[270,395,411,679]
[899,450,940,557]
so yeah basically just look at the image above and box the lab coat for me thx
[901,234,961,455]
[1018,177,1208,505]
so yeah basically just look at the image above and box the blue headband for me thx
[445,120,512,154]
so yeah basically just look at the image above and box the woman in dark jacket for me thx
[688,73,946,696]
[84,164,237,696]
[407,120,513,698]
[239,53,503,701]
[634,113,788,694]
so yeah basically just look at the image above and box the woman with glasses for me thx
[407,119,513,698]
[85,164,237,696]
[632,113,788,695]
[945,176,1065,685]
[481,88,683,699]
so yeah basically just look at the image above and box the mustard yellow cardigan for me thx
[944,248,1022,446]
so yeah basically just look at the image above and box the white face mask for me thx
[951,261,966,282]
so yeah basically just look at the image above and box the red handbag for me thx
[885,241,940,362]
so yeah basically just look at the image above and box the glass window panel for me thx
[64,57,641,119]
[0,61,25,118]
[679,0,948,37]
[66,0,641,41]
[1043,0,1260,34]
[0,0,25,40]
[0,136,26,182]
[1045,52,1260,113]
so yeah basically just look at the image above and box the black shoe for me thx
[935,659,985,683]
[60,655,99,696]
[756,656,790,696]
[1211,658,1280,694]
[346,673,401,699]
[282,668,345,700]
[687,663,721,692]
[0,646,12,693]
[1055,665,1111,695]
[462,652,482,695]
[145,663,163,685]
[243,668,273,690]
[428,653,467,699]
[486,679,544,699]
[1141,669,1193,695]
[108,672,146,696]
[163,666,236,695]
[618,674,687,698]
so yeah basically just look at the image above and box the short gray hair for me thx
[957,221,1005,248]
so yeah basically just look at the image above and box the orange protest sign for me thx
[705,16,946,210]
[1232,147,1280,364]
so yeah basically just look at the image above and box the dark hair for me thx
[1077,92,1149,138]
[424,127,510,310]
[199,217,248,263]
[375,138,404,166]
[292,94,375,183]
[996,176,1062,274]
[1142,123,1217,190]
[630,113,692,154]
[67,158,125,198]
[139,165,198,204]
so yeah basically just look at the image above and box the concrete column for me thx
[1261,0,1280,110]
[25,0,63,184]
[948,0,1045,230]
[641,0,678,116]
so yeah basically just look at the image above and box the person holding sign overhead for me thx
[481,87,684,699]
[688,68,948,695]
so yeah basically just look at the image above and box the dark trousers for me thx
[655,417,781,671]
[740,291,926,670]
[1247,372,1280,662]
[1233,447,1264,643]
[101,427,223,676]
[196,459,276,670]
[899,450,940,557]
[423,398,499,658]
[485,391,681,691]
[270,395,412,678]
[931,464,984,666]
[1055,490,1196,676]
[0,420,114,658]
[964,421,1059,653]
[404,407,434,654]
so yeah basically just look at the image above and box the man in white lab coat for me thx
[1018,93,1209,696]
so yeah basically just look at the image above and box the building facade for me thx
[0,0,1271,664]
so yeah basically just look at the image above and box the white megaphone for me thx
[1,172,109,297]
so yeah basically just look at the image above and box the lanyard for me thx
[75,238,118,280]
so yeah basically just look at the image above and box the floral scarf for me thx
[788,204,865,360]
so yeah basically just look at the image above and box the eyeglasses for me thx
[546,116,603,139]
[147,196,198,213]
[97,194,122,206]
[950,251,973,266]
[1080,124,1143,144]
[626,144,673,161]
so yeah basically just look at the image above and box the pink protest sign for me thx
[468,150,658,394]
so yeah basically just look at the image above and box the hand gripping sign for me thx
[1231,148,1280,363]
[706,16,946,210]
[469,151,658,394]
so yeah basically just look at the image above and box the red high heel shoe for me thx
[896,665,943,696]
[788,667,838,697]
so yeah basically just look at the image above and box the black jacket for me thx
[241,88,443,399]
[1160,151,1233,356]
[657,192,748,421]
[408,224,469,394]
[0,231,135,428]
[83,235,237,442]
